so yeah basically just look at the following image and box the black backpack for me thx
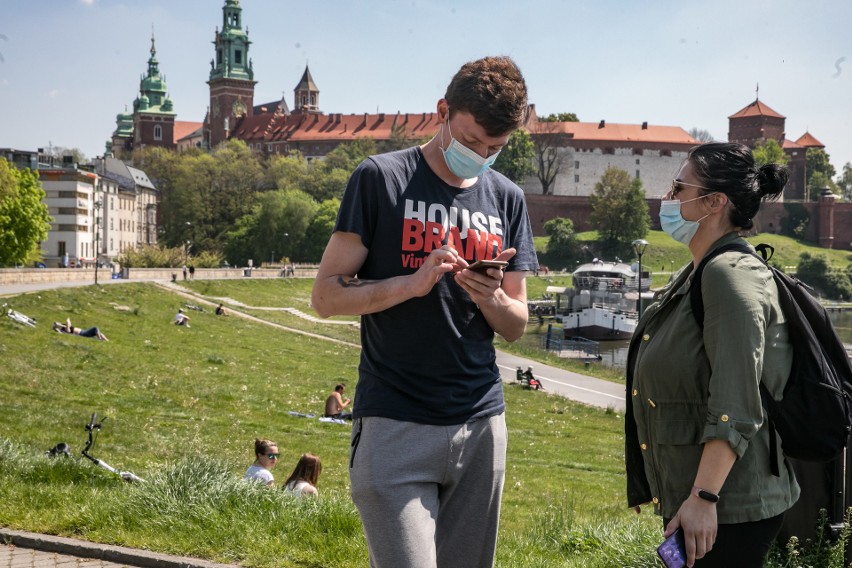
[690,242,852,475]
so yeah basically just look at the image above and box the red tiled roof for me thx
[795,131,824,148]
[231,110,441,143]
[531,120,698,145]
[782,138,803,149]
[728,99,785,119]
[229,108,696,148]
[174,121,203,143]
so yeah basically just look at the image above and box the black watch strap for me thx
[693,486,720,503]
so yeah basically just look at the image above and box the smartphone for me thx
[466,260,509,273]
[656,529,687,568]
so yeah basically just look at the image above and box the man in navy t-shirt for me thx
[312,56,538,568]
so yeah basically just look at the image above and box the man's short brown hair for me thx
[444,56,528,137]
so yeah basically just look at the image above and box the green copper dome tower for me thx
[206,0,257,148]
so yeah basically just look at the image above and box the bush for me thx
[117,245,223,269]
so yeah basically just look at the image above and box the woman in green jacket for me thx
[625,142,798,567]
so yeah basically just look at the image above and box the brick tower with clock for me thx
[205,0,256,149]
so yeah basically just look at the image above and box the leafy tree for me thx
[263,152,308,191]
[539,113,579,122]
[377,124,430,154]
[808,171,839,201]
[492,129,535,183]
[0,158,51,266]
[588,167,650,258]
[301,198,341,262]
[752,139,788,167]
[543,217,579,259]
[532,121,567,195]
[796,252,852,300]
[780,203,809,239]
[688,128,714,143]
[225,189,318,266]
[806,147,838,200]
[837,162,852,201]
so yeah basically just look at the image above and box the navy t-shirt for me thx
[335,146,539,425]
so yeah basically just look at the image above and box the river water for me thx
[526,309,852,372]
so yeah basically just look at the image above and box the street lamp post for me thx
[632,239,649,317]
[94,198,102,285]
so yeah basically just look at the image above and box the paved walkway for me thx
[0,528,236,568]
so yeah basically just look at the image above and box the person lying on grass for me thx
[52,318,109,341]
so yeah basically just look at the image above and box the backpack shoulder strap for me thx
[689,242,760,329]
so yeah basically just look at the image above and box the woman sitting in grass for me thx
[284,453,321,497]
[244,438,279,487]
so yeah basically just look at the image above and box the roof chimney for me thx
[598,120,605,129]
[642,121,648,129]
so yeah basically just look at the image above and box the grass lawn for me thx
[0,280,843,566]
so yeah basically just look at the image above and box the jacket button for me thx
[640,443,647,450]
[643,334,650,341]
[632,389,638,396]
[721,414,730,422]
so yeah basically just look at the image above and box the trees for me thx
[531,121,566,195]
[492,129,535,183]
[539,113,579,122]
[0,158,51,266]
[588,167,649,258]
[224,189,318,266]
[796,252,852,300]
[806,147,838,200]
[688,128,714,143]
[837,162,852,201]
[752,139,789,167]
[544,217,579,259]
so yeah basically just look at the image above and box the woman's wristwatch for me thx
[692,486,720,503]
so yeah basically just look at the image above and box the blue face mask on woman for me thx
[441,120,500,180]
[659,193,715,245]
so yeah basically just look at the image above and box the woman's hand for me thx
[664,495,717,567]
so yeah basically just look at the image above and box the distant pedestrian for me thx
[62,252,69,268]
[189,265,195,280]
[182,265,188,280]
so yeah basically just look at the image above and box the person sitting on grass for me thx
[244,438,279,487]
[215,303,228,316]
[283,453,321,497]
[324,383,352,420]
[174,309,191,327]
[52,318,109,341]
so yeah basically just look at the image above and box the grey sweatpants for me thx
[349,414,507,568]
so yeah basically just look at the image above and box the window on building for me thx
[58,241,66,257]
[661,149,672,157]
[574,160,579,169]
[268,144,273,152]
[310,95,316,106]
[235,50,242,64]
[110,238,113,250]
[636,170,641,179]
[154,125,162,141]
[635,158,640,165]
[603,147,615,155]
[217,49,222,65]
[110,218,113,230]
[574,174,580,183]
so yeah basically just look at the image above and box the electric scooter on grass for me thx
[82,413,145,483]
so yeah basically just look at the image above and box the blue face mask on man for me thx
[659,193,715,245]
[440,120,500,180]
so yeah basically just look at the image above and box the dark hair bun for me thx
[757,164,788,200]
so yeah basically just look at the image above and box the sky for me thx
[1,0,850,180]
